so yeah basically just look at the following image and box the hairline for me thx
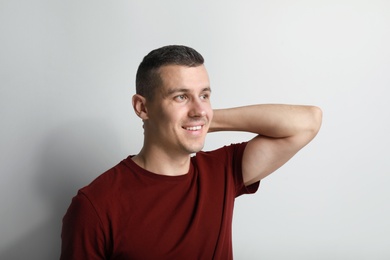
[136,45,205,101]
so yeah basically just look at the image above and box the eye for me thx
[200,93,210,100]
[174,94,187,102]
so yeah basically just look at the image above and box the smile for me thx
[184,125,202,131]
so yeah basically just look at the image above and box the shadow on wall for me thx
[0,118,129,259]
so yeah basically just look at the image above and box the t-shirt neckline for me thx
[122,155,194,182]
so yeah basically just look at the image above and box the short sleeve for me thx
[230,142,260,197]
[60,191,107,260]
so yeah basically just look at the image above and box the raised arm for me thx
[209,104,322,186]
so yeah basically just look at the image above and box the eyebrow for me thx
[165,87,212,96]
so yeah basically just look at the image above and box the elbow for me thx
[308,105,323,137]
[294,106,322,147]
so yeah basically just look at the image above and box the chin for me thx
[184,143,205,154]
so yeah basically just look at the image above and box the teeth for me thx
[186,126,202,131]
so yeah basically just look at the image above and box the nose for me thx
[188,98,206,118]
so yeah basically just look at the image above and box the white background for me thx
[1,0,389,259]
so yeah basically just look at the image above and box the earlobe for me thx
[132,94,148,120]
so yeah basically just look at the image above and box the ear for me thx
[132,94,149,120]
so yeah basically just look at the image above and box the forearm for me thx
[209,104,322,138]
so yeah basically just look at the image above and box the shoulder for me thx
[194,142,248,164]
[78,157,134,207]
[191,142,248,179]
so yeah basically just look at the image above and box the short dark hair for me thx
[135,45,204,100]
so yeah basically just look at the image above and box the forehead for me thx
[157,65,210,93]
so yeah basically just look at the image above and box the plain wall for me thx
[1,0,389,259]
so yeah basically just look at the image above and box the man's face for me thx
[144,64,213,156]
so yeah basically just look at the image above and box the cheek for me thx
[158,107,182,125]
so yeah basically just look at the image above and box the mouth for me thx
[183,125,203,131]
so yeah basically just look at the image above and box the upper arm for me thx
[242,130,318,186]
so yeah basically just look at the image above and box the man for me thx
[61,45,322,259]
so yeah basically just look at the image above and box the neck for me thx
[132,147,191,176]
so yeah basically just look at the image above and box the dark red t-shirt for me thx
[61,143,259,259]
